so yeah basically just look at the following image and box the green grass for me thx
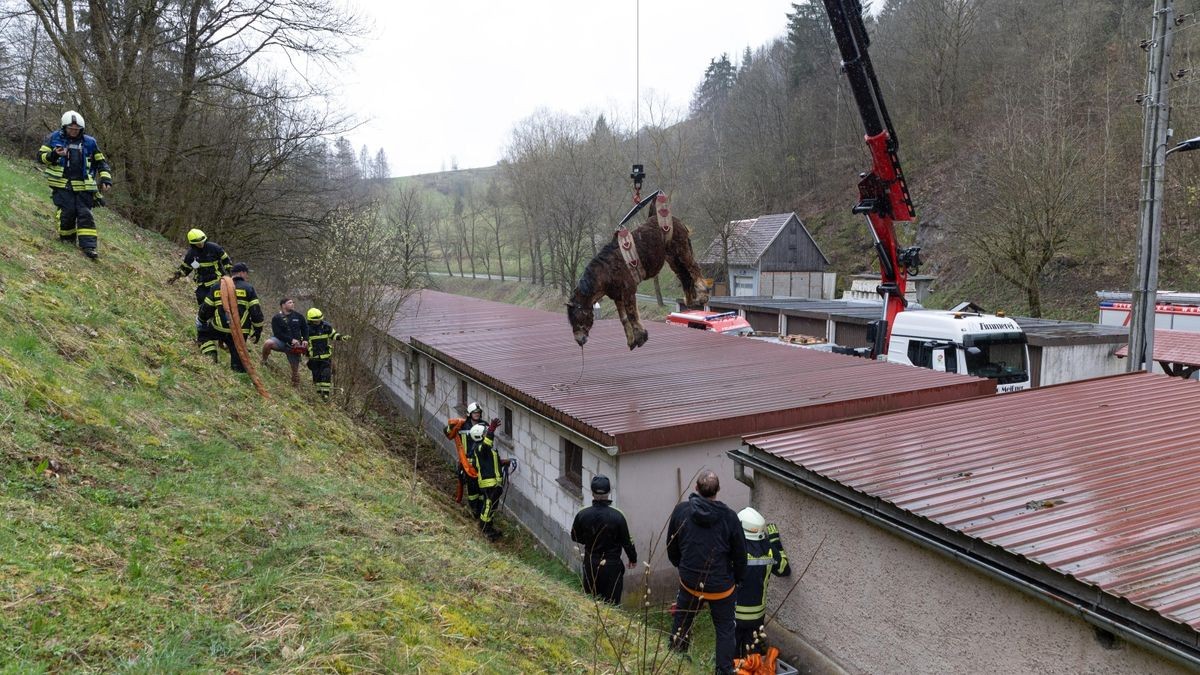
[0,154,717,673]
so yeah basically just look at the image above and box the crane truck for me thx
[819,0,1031,392]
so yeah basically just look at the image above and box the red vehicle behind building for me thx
[665,310,754,336]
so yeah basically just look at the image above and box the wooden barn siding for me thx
[760,272,828,298]
[759,218,829,273]
[786,315,828,340]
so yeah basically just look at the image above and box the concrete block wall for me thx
[373,342,616,569]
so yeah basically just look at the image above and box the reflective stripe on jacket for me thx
[307,320,344,360]
[178,242,232,286]
[199,278,264,335]
[469,431,502,488]
[444,418,478,478]
[734,537,790,621]
[38,130,112,191]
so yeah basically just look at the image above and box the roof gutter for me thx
[730,446,1200,671]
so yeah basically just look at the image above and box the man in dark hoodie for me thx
[666,470,746,674]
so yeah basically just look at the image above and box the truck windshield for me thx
[964,338,1029,384]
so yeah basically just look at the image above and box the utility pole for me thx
[1129,0,1176,373]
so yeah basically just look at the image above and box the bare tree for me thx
[21,0,363,239]
[289,198,425,414]
[957,69,1092,317]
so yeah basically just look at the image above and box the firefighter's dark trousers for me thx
[459,469,482,518]
[194,281,218,310]
[479,485,503,528]
[308,358,332,397]
[198,323,221,361]
[582,555,625,605]
[221,333,248,372]
[52,188,97,251]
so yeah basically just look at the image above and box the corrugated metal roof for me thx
[700,213,797,266]
[384,289,562,341]
[1115,329,1200,367]
[404,296,994,452]
[743,373,1200,632]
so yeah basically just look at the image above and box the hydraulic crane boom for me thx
[820,0,921,358]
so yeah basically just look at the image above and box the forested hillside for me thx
[401,0,1199,320]
[1,0,1192,321]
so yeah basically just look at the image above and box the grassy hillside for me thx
[0,155,713,673]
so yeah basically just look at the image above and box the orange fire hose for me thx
[220,275,269,399]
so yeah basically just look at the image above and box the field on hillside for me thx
[0,155,717,673]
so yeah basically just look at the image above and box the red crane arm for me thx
[821,0,920,358]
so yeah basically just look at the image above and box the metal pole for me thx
[1129,0,1175,373]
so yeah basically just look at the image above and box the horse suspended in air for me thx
[567,193,709,350]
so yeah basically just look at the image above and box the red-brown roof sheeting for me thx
[744,373,1200,631]
[400,292,994,452]
[1115,329,1200,368]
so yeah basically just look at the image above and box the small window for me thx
[386,350,394,376]
[559,438,583,494]
[426,361,435,393]
[907,340,934,369]
[503,406,513,436]
[405,353,414,388]
[459,379,468,410]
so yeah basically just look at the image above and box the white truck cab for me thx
[885,310,1031,393]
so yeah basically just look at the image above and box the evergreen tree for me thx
[786,0,838,88]
[373,148,391,180]
[690,53,736,117]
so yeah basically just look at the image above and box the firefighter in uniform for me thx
[168,228,233,309]
[444,402,484,517]
[305,308,350,399]
[734,507,791,657]
[37,110,112,260]
[167,228,233,357]
[468,418,507,540]
[570,475,638,605]
[198,262,264,371]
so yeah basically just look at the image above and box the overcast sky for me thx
[335,1,797,177]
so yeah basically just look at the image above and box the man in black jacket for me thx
[571,475,638,605]
[261,297,309,386]
[666,470,746,675]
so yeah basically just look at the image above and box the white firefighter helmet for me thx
[466,401,482,416]
[61,110,85,129]
[738,507,766,540]
[469,424,487,442]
